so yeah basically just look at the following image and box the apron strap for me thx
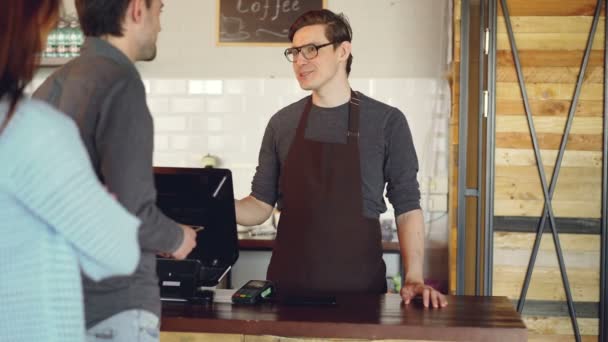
[347,90,360,144]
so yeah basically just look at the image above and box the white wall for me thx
[40,0,452,288]
[62,0,450,78]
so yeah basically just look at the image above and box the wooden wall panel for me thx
[497,16,604,33]
[493,231,599,302]
[494,199,601,218]
[496,148,602,168]
[497,32,605,51]
[524,317,599,336]
[496,99,603,117]
[498,50,605,67]
[495,132,603,151]
[528,335,598,342]
[493,265,598,301]
[495,232,599,252]
[496,116,602,135]
[497,66,604,84]
[453,0,608,341]
[497,0,602,17]
[496,82,603,101]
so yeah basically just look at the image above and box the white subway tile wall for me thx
[28,76,450,216]
[144,77,450,217]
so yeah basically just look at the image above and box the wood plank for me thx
[494,232,600,252]
[496,165,601,186]
[160,332,242,342]
[495,179,600,201]
[496,99,603,117]
[161,333,442,342]
[496,66,604,83]
[493,265,599,301]
[496,82,603,101]
[528,334,598,342]
[497,50,605,67]
[494,216,602,235]
[495,165,602,203]
[497,16,604,33]
[494,245,599,270]
[496,116,603,135]
[516,300,599,318]
[497,0,602,16]
[523,317,598,336]
[494,232,600,271]
[496,132,603,151]
[497,33,605,51]
[494,199,601,218]
[495,148,603,168]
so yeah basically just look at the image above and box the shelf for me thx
[39,57,74,67]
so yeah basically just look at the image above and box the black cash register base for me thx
[153,167,239,303]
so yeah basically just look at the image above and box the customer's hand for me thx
[171,224,197,260]
[401,282,448,308]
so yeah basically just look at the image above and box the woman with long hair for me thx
[0,1,141,341]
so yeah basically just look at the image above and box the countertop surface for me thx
[161,293,527,341]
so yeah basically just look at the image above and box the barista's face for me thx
[291,24,344,92]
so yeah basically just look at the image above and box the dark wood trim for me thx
[513,299,599,318]
[494,216,601,234]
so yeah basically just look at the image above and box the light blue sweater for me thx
[0,98,141,342]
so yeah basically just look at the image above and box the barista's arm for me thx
[397,209,447,308]
[236,195,273,226]
[237,114,280,226]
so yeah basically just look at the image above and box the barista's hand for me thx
[170,224,197,260]
[401,282,448,308]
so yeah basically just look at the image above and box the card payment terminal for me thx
[232,280,274,304]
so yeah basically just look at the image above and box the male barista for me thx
[236,9,447,308]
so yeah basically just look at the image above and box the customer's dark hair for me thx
[76,0,152,37]
[0,0,60,135]
[288,9,353,76]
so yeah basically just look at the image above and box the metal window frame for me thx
[457,0,489,297]
[483,0,497,297]
[601,1,608,340]
[456,0,471,295]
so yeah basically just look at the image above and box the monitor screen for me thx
[154,167,239,266]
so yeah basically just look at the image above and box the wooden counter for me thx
[161,294,527,341]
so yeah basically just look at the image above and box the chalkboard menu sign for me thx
[217,0,326,45]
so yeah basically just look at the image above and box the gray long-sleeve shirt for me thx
[252,93,421,219]
[33,37,183,327]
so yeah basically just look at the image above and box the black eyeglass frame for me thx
[283,42,336,62]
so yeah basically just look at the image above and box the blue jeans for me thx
[86,310,159,342]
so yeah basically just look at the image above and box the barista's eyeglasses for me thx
[284,42,335,62]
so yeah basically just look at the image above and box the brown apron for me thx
[267,90,387,295]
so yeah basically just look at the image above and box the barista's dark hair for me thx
[288,9,353,76]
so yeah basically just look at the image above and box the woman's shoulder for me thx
[2,98,81,157]
[16,98,76,132]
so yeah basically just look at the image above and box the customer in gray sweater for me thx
[33,0,197,341]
